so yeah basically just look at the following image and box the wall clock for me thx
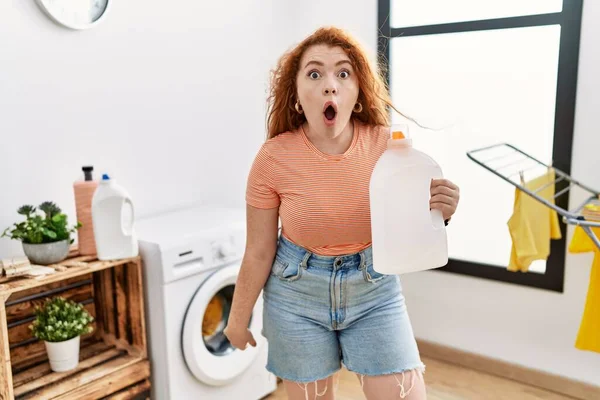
[35,0,111,30]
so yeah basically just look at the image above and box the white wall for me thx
[283,0,378,64]
[0,0,290,257]
[287,0,600,387]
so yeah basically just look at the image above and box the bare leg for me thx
[282,373,339,400]
[357,369,426,400]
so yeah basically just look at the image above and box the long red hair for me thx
[266,26,398,139]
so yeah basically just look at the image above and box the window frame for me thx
[377,0,584,292]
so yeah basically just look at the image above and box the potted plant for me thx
[1,202,82,265]
[29,296,94,372]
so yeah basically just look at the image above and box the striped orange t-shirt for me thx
[246,120,389,256]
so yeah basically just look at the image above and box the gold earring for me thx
[353,102,363,113]
[295,101,303,114]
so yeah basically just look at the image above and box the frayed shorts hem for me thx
[265,364,342,384]
[343,362,426,377]
[265,361,426,383]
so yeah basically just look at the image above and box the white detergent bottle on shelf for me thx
[369,124,448,275]
[91,174,138,260]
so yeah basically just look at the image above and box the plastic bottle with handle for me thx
[369,124,448,275]
[91,174,138,260]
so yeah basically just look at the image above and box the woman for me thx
[224,26,460,400]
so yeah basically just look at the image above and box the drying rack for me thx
[466,143,600,250]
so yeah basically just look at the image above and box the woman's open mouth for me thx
[323,102,338,126]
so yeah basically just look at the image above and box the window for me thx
[377,1,584,292]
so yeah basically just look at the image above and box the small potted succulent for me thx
[29,296,94,372]
[1,202,82,265]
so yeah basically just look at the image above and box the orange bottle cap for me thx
[392,131,405,140]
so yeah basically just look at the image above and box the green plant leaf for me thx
[5,202,77,244]
[18,205,35,216]
[30,296,94,342]
[40,201,61,218]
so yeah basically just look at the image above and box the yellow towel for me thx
[569,225,600,354]
[507,169,562,272]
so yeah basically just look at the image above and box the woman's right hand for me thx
[224,324,257,350]
[223,205,279,351]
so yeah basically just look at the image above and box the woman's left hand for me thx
[430,179,460,221]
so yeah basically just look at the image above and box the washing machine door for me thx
[181,262,264,386]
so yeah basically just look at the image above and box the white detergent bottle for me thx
[369,124,448,275]
[91,174,139,260]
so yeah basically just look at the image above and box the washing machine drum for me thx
[182,262,263,386]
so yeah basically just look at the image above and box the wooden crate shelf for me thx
[0,250,151,400]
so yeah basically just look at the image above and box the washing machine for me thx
[136,205,277,400]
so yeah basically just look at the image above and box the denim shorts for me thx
[261,235,425,383]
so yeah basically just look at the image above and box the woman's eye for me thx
[338,70,350,79]
[309,71,321,79]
